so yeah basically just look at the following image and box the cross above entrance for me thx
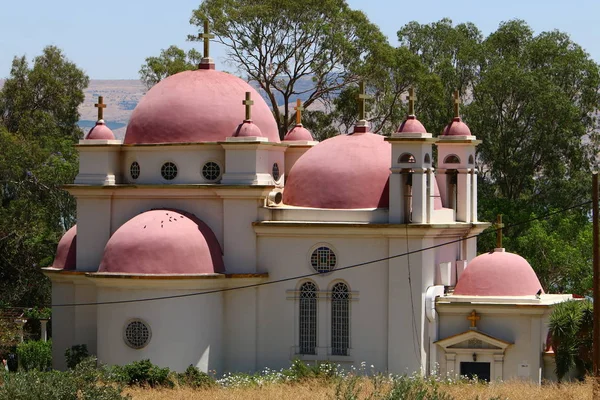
[467,310,480,328]
[243,92,254,120]
[357,81,372,121]
[200,20,215,58]
[495,214,504,249]
[294,99,304,125]
[94,96,106,121]
[453,90,461,118]
[407,87,416,116]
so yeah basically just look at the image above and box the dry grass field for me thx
[125,378,594,400]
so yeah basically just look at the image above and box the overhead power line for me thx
[16,201,595,308]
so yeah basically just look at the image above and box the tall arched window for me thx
[331,282,350,356]
[299,282,318,355]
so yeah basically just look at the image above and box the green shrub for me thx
[110,359,173,388]
[177,364,215,388]
[65,344,89,369]
[16,340,52,371]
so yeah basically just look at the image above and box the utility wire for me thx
[15,200,594,308]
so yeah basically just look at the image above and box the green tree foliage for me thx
[139,45,202,90]
[0,46,88,307]
[190,0,387,139]
[549,299,592,381]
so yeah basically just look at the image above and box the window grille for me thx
[331,282,350,356]
[202,161,221,181]
[444,154,461,164]
[124,319,151,349]
[299,282,317,355]
[310,247,336,274]
[272,163,280,181]
[130,161,140,180]
[161,162,178,180]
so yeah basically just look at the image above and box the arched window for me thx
[424,153,431,164]
[331,282,350,356]
[444,154,461,164]
[299,282,318,355]
[468,154,474,165]
[398,153,416,164]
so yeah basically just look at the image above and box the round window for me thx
[310,246,337,274]
[123,319,151,349]
[161,162,178,180]
[130,161,140,180]
[272,163,280,181]
[202,161,221,181]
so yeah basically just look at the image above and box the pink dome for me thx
[86,121,115,140]
[99,209,224,274]
[454,250,543,296]
[234,120,263,137]
[124,69,280,144]
[284,124,314,141]
[442,117,472,136]
[397,116,427,134]
[52,225,77,270]
[283,132,390,209]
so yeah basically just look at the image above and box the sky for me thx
[1,0,599,80]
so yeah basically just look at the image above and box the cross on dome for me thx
[200,20,215,59]
[407,87,416,116]
[243,92,254,120]
[94,96,106,121]
[294,99,304,125]
[357,81,372,121]
[467,310,480,328]
[495,214,504,249]
[453,89,461,118]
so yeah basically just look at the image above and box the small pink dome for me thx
[99,209,224,274]
[86,121,115,140]
[52,226,77,270]
[442,117,472,136]
[397,116,427,134]
[454,251,543,296]
[234,120,263,137]
[125,69,280,144]
[284,124,314,141]
[283,132,391,209]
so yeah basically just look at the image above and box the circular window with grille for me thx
[272,163,280,182]
[310,246,337,274]
[202,161,221,181]
[161,162,178,180]
[123,319,151,349]
[130,161,140,180]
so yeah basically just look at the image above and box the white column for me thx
[40,319,49,342]
[412,168,427,223]
[470,169,478,222]
[456,168,472,222]
[388,169,404,224]
[426,168,435,223]
[435,170,447,209]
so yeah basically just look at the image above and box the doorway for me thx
[460,362,491,382]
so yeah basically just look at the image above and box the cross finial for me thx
[467,310,480,328]
[242,92,254,120]
[407,87,416,116]
[495,214,504,249]
[94,96,106,121]
[200,20,215,59]
[294,99,304,125]
[357,81,372,121]
[453,89,461,118]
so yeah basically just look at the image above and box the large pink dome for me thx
[124,69,280,144]
[99,209,224,274]
[454,250,543,296]
[52,225,77,270]
[283,132,391,209]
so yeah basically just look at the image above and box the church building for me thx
[44,30,571,383]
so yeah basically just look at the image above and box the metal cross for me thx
[243,92,254,120]
[94,96,106,121]
[467,310,480,328]
[200,20,215,58]
[357,81,372,121]
[407,87,416,115]
[294,99,304,125]
[495,214,504,249]
[453,89,461,118]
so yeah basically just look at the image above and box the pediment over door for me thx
[435,329,512,352]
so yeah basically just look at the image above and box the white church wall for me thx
[270,208,389,224]
[75,146,121,185]
[73,282,97,359]
[121,145,225,184]
[255,235,389,372]
[76,196,112,271]
[223,199,262,273]
[223,287,258,372]
[95,285,224,373]
[51,282,75,371]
